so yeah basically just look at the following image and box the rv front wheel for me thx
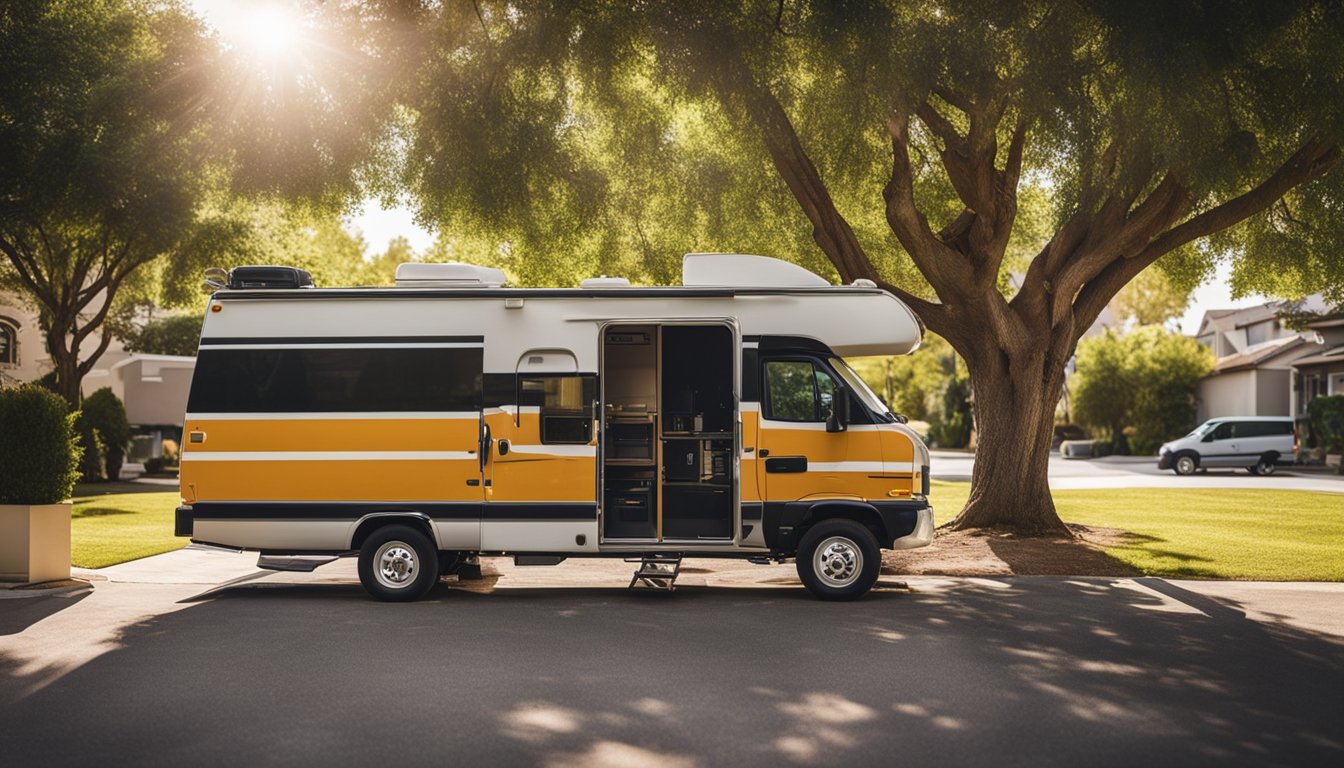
[796,519,880,601]
[358,524,440,602]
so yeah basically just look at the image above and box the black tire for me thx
[1174,454,1198,476]
[796,519,881,601]
[358,524,440,602]
[1252,455,1278,476]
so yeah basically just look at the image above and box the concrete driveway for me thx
[932,450,1344,492]
[2,550,1342,767]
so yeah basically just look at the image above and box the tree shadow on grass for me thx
[70,507,139,519]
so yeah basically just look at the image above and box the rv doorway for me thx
[600,323,737,544]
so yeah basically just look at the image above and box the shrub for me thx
[0,384,82,504]
[1073,326,1214,455]
[77,388,131,481]
[1308,395,1344,453]
[161,438,179,462]
[144,456,167,474]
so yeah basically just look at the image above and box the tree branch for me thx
[709,44,875,284]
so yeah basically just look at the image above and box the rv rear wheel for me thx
[796,519,880,601]
[358,524,440,602]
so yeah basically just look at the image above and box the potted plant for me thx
[0,384,81,583]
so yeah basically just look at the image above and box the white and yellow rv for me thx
[176,254,933,601]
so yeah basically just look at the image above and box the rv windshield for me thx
[830,357,896,423]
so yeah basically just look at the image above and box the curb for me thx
[0,580,95,600]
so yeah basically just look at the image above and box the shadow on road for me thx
[1,578,1341,767]
[0,591,89,637]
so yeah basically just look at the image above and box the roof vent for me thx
[226,266,314,290]
[395,262,506,288]
[682,253,830,288]
[580,275,631,288]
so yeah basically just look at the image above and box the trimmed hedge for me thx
[0,384,82,504]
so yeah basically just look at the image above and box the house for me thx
[0,292,195,464]
[1193,295,1327,422]
[1290,315,1344,416]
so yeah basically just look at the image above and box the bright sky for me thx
[1178,262,1266,335]
[343,199,437,256]
[189,0,1265,327]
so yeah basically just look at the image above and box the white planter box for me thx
[1328,454,1342,470]
[0,503,72,583]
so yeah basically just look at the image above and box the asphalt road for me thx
[2,574,1341,767]
[932,450,1344,492]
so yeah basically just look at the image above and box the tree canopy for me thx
[0,0,225,402]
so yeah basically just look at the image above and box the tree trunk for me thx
[47,329,82,407]
[949,344,1071,536]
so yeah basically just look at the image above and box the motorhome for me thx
[175,254,933,601]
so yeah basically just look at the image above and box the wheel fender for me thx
[775,499,885,553]
[1177,450,1201,468]
[349,512,439,551]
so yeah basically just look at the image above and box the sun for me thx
[195,1,312,63]
[238,3,305,59]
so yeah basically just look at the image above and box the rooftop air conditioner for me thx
[395,262,507,288]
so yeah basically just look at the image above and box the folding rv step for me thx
[257,554,340,572]
[627,554,683,591]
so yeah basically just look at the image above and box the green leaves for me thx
[1072,326,1215,454]
[0,384,81,505]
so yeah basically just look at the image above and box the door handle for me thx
[479,423,491,470]
[759,449,769,457]
[498,439,510,456]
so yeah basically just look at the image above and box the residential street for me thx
[2,551,1342,767]
[932,451,1344,492]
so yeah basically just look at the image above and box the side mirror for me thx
[826,385,850,433]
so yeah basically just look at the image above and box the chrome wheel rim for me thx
[375,541,418,589]
[1259,462,1275,476]
[813,536,861,588]
[1176,457,1195,474]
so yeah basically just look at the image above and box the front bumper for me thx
[888,504,934,550]
[1156,452,1175,470]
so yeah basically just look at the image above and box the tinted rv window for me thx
[187,347,482,412]
[520,374,596,444]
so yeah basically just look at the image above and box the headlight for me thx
[1159,444,1171,454]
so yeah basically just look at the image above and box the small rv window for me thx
[520,374,595,444]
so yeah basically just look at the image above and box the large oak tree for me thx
[360,0,1343,532]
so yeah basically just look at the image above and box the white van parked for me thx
[1157,417,1295,476]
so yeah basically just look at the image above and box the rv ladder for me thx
[626,554,683,591]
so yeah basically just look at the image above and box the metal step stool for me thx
[627,554,683,591]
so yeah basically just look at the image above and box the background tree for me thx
[118,314,203,357]
[0,0,223,404]
[1073,327,1214,455]
[364,0,1342,532]
[1110,265,1196,328]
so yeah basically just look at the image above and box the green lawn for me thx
[66,483,1344,580]
[71,491,185,569]
[930,481,1344,581]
